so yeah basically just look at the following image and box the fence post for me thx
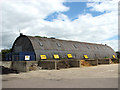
[79,60,81,67]
[55,60,57,70]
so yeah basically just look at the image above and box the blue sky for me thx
[2,0,118,51]
[106,35,118,40]
[44,2,118,41]
[45,2,105,21]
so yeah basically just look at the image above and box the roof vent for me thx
[20,33,23,36]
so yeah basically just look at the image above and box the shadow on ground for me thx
[0,66,19,74]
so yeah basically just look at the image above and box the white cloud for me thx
[100,40,118,51]
[1,0,118,51]
[1,0,69,49]
[87,1,118,12]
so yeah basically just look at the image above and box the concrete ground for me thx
[1,64,119,88]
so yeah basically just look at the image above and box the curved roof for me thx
[12,35,117,60]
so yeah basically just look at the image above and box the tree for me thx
[35,36,47,38]
[116,51,120,59]
[1,48,12,61]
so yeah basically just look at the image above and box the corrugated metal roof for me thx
[26,35,116,60]
[12,35,117,60]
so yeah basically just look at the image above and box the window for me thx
[73,44,77,48]
[56,43,61,47]
[95,54,96,56]
[86,46,90,49]
[38,42,43,46]
[96,46,99,49]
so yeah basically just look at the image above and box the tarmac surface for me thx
[1,64,119,88]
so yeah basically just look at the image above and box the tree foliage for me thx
[116,51,120,59]
[1,48,12,60]
[35,36,47,38]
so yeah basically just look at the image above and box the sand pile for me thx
[80,60,91,66]
[110,59,118,64]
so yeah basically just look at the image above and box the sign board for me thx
[53,54,59,59]
[67,54,72,58]
[25,56,30,60]
[112,55,116,58]
[40,55,47,59]
[84,55,88,59]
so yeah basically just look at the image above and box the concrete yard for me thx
[2,64,119,88]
